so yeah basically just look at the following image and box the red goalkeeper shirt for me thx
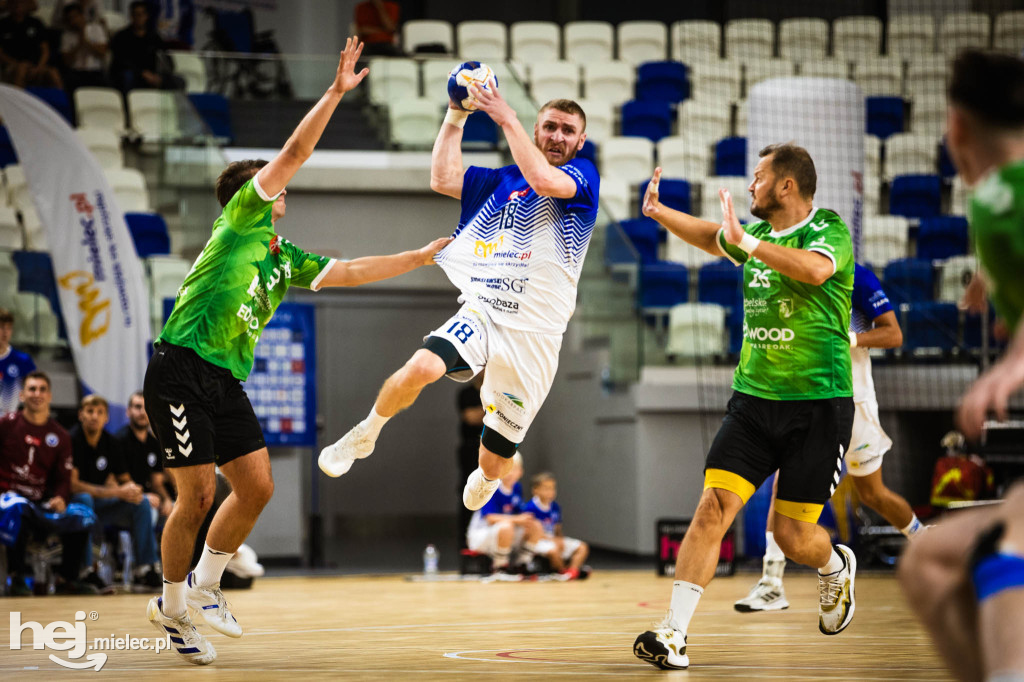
[0,411,72,504]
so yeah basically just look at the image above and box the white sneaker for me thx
[818,544,856,635]
[186,573,242,638]
[633,615,689,670]
[319,423,375,477]
[734,577,790,612]
[147,596,217,665]
[462,468,501,510]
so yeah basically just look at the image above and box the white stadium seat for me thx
[598,176,631,221]
[688,59,742,103]
[403,20,454,55]
[863,172,881,216]
[576,99,613,143]
[798,59,850,79]
[701,176,749,221]
[127,90,181,140]
[581,61,634,104]
[666,303,727,359]
[743,59,796,95]
[600,136,655,185]
[388,98,441,147]
[994,11,1024,52]
[864,134,882,178]
[657,135,712,183]
[0,206,22,250]
[368,58,420,103]
[852,57,903,97]
[950,175,968,215]
[887,15,935,57]
[421,59,454,99]
[910,93,947,136]
[666,235,722,270]
[564,21,614,63]
[733,99,748,137]
[20,205,47,250]
[935,255,977,303]
[670,20,721,63]
[457,21,507,60]
[939,12,991,58]
[833,16,882,58]
[883,133,938,180]
[2,165,29,210]
[106,167,150,212]
[147,254,192,329]
[617,21,668,66]
[74,87,126,132]
[861,215,910,266]
[511,21,561,63]
[905,55,949,100]
[528,62,580,104]
[725,19,774,60]
[678,100,731,147]
[169,51,206,93]
[76,128,123,169]
[778,18,829,60]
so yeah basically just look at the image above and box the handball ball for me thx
[447,61,497,111]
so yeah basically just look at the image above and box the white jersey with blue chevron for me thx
[850,263,894,403]
[434,159,600,334]
[0,346,35,417]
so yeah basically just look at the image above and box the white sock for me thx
[492,548,511,569]
[361,408,390,440]
[192,543,234,587]
[818,548,845,575]
[764,531,785,561]
[667,580,704,633]
[162,578,187,618]
[900,515,924,537]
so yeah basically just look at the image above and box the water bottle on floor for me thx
[423,544,439,578]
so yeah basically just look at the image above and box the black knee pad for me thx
[421,336,474,381]
[481,426,519,458]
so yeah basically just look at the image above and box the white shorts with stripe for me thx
[845,398,893,477]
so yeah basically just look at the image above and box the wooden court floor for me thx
[2,570,952,680]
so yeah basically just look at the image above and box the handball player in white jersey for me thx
[319,81,599,511]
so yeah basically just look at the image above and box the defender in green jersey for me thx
[635,144,857,671]
[900,50,1024,682]
[141,38,450,666]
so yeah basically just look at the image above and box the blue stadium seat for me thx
[639,178,691,214]
[640,262,689,308]
[902,302,959,352]
[882,257,934,307]
[0,126,16,167]
[714,137,747,176]
[188,93,234,143]
[865,96,904,140]
[577,139,598,165]
[727,309,744,354]
[938,140,957,178]
[889,174,941,219]
[635,61,689,104]
[621,100,673,142]
[11,250,65,332]
[462,111,498,147]
[620,217,661,264]
[124,212,171,258]
[698,260,743,314]
[26,87,74,124]
[917,216,969,260]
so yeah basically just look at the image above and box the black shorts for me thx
[704,391,854,522]
[143,343,265,469]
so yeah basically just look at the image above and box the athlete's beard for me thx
[535,138,578,167]
[749,185,783,221]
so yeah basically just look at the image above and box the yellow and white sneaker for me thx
[818,544,856,635]
[633,616,689,670]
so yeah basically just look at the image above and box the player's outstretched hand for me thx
[468,79,516,127]
[641,167,663,217]
[331,37,369,95]
[957,358,1024,441]
[719,188,745,245]
[959,271,988,313]
[418,237,453,264]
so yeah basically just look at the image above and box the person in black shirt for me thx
[115,391,174,521]
[108,0,181,92]
[70,393,161,588]
[0,0,62,87]
[456,372,484,549]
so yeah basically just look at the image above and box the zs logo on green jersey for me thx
[748,266,772,288]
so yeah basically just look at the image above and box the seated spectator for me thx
[60,1,110,92]
[521,472,591,580]
[109,0,181,92]
[465,453,546,575]
[115,390,173,524]
[0,371,97,595]
[354,0,401,56]
[70,393,162,589]
[0,0,62,88]
[0,307,36,417]
[50,0,106,33]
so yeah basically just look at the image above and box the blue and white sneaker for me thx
[185,572,243,638]
[146,596,216,665]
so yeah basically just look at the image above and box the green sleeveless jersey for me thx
[158,177,334,380]
[717,207,854,400]
[969,160,1024,332]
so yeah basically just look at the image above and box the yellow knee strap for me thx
[775,498,825,523]
[704,469,756,503]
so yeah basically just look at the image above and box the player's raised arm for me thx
[642,167,722,256]
[255,37,369,199]
[430,100,467,199]
[469,82,577,198]
[317,237,451,288]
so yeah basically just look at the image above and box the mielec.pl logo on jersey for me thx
[10,611,170,671]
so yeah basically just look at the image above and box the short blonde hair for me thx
[531,471,556,490]
[80,394,109,411]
